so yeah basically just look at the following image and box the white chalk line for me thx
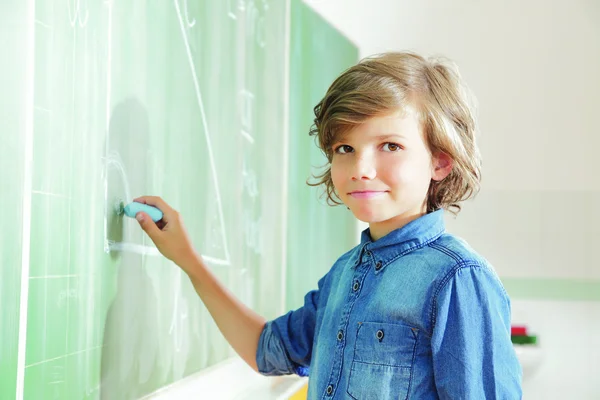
[29,275,79,280]
[25,345,105,369]
[240,130,255,144]
[16,0,36,397]
[107,242,229,266]
[173,0,231,265]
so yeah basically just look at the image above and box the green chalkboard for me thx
[1,2,29,399]
[286,1,359,310]
[1,1,357,399]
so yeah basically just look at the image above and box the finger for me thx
[133,196,173,214]
[136,211,162,241]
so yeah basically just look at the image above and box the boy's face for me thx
[330,108,452,240]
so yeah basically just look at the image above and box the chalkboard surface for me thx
[0,1,358,399]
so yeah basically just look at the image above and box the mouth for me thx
[348,191,387,199]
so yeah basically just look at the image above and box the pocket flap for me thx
[353,321,418,367]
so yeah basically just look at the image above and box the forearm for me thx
[181,256,267,372]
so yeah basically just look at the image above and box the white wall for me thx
[304,1,600,398]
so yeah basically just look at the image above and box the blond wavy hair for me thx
[308,51,482,215]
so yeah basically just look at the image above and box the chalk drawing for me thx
[48,364,64,399]
[57,288,78,309]
[25,345,105,369]
[35,19,52,30]
[15,4,35,397]
[227,0,238,20]
[173,0,231,266]
[242,161,259,199]
[239,89,255,143]
[100,1,232,266]
[67,0,89,28]
[85,384,100,397]
[246,1,267,48]
[243,211,263,255]
[168,270,189,353]
[183,0,196,28]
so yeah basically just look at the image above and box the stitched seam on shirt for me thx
[428,242,462,263]
[328,265,370,399]
[429,242,511,302]
[383,228,445,267]
[405,331,418,400]
[428,262,484,337]
[350,360,413,369]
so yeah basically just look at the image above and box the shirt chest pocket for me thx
[347,321,418,400]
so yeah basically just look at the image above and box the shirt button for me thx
[375,261,383,271]
[337,330,344,341]
[352,281,360,291]
[326,384,334,395]
[376,329,385,341]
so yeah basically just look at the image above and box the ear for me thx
[432,152,453,181]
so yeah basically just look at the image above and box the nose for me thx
[351,153,376,181]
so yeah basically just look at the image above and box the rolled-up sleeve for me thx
[256,274,327,376]
[431,264,523,399]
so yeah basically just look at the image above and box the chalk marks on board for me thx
[228,0,269,48]
[242,161,259,199]
[240,89,256,144]
[173,0,232,266]
[183,0,196,28]
[230,1,271,258]
[227,0,238,20]
[67,0,89,28]
[168,270,189,353]
[57,288,78,309]
[100,1,277,266]
[48,364,65,399]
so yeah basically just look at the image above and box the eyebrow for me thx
[374,134,406,141]
[331,133,406,147]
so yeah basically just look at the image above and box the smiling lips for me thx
[349,191,387,199]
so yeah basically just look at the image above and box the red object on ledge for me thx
[511,325,528,336]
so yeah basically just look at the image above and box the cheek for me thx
[380,159,409,185]
[382,157,431,188]
[330,161,343,189]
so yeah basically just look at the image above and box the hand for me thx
[132,196,199,268]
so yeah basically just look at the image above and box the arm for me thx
[431,264,522,399]
[256,275,324,376]
[184,257,267,372]
[133,196,266,372]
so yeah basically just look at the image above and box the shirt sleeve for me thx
[431,264,523,399]
[255,272,328,376]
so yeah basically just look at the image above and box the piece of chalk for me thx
[123,202,163,222]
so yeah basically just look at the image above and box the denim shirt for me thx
[256,210,522,399]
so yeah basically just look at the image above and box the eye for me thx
[334,144,354,154]
[382,142,401,152]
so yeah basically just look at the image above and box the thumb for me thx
[136,212,161,240]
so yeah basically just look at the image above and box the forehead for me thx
[335,107,423,143]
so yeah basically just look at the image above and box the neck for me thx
[368,210,426,241]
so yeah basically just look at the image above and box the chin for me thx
[349,207,388,224]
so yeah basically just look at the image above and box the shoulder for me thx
[425,233,504,287]
[421,233,510,320]
[398,232,501,287]
[428,233,489,268]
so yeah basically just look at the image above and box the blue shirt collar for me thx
[350,209,446,270]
